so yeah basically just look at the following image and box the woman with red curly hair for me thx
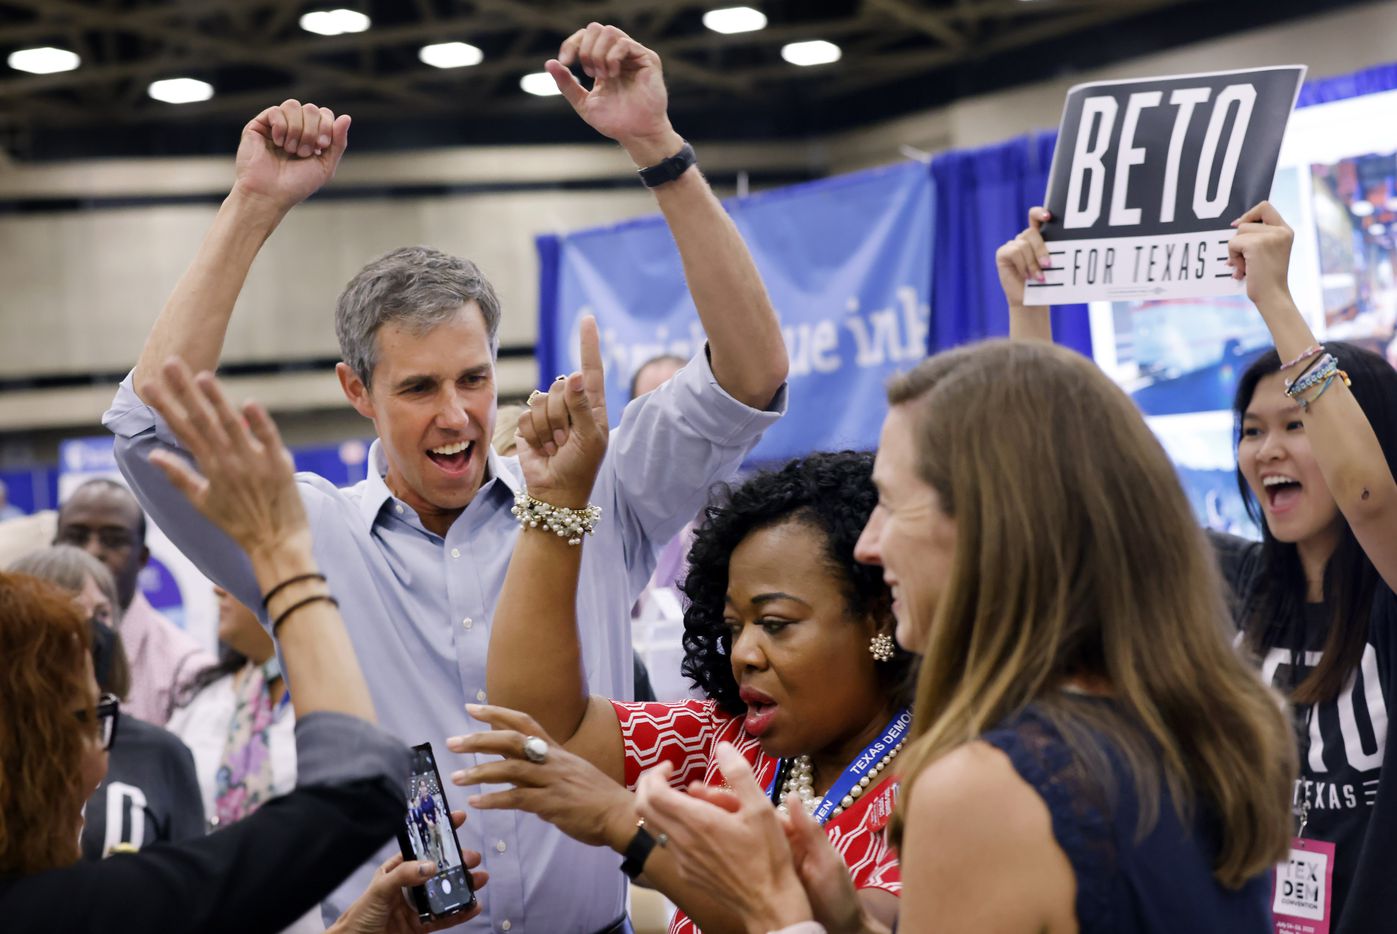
[0,572,107,876]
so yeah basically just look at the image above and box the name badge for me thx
[1272,837,1335,934]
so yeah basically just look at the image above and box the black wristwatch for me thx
[638,141,696,189]
[620,821,659,879]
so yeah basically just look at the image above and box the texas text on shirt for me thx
[104,347,785,932]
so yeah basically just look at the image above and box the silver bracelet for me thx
[511,492,602,546]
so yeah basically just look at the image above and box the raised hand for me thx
[1228,201,1295,307]
[995,206,1053,307]
[545,24,682,166]
[233,99,351,214]
[143,357,309,561]
[516,316,609,508]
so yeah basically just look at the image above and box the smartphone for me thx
[397,742,476,922]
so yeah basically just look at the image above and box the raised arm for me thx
[547,24,787,409]
[141,358,373,722]
[1230,202,1397,589]
[484,316,619,765]
[996,206,1056,343]
[131,102,350,399]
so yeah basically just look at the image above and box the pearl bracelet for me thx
[511,492,602,545]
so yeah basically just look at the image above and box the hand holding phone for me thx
[398,743,477,923]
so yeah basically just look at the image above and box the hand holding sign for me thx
[996,207,1053,305]
[1228,201,1296,307]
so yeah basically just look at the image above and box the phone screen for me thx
[398,743,474,919]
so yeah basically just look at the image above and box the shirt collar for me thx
[358,439,395,528]
[358,438,524,529]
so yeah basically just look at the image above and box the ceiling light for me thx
[148,77,215,104]
[1350,200,1375,217]
[419,41,483,69]
[781,39,841,67]
[299,9,370,36]
[520,72,561,96]
[7,46,80,74]
[703,6,767,34]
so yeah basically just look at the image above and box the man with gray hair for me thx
[104,24,787,933]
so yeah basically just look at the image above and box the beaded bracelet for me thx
[1297,370,1351,412]
[511,492,602,546]
[1280,343,1325,372]
[1286,354,1337,397]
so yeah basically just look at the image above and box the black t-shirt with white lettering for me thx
[81,716,205,860]
[1212,533,1396,934]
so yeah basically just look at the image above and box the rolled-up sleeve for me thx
[294,711,410,790]
[603,348,786,589]
[104,373,267,614]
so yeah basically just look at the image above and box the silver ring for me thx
[526,389,547,406]
[522,735,548,764]
[655,831,669,848]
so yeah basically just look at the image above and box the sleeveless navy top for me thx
[980,702,1274,933]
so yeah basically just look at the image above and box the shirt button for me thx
[395,504,404,514]
[495,840,507,854]
[502,922,512,932]
[462,617,473,630]
[476,689,487,702]
[450,547,461,558]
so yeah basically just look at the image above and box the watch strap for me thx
[637,141,696,189]
[619,825,657,879]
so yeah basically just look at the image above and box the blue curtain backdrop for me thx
[535,161,934,463]
[1296,61,1397,107]
[927,131,1092,356]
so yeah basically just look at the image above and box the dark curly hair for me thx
[680,451,916,717]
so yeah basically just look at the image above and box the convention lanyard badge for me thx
[1272,705,1335,934]
[767,707,912,825]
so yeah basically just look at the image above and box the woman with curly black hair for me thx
[447,346,912,934]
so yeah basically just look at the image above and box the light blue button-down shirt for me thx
[104,352,784,933]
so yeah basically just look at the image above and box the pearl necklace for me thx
[776,736,905,818]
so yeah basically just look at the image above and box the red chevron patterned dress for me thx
[612,699,901,934]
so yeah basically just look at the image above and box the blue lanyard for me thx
[768,707,912,825]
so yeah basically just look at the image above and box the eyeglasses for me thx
[56,526,137,552]
[75,693,121,750]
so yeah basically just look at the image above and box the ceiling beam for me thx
[863,0,966,49]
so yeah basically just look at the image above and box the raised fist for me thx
[233,100,351,213]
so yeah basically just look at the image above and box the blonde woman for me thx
[634,340,1296,933]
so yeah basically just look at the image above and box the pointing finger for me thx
[577,316,608,433]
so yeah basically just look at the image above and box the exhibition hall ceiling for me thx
[0,0,1367,160]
